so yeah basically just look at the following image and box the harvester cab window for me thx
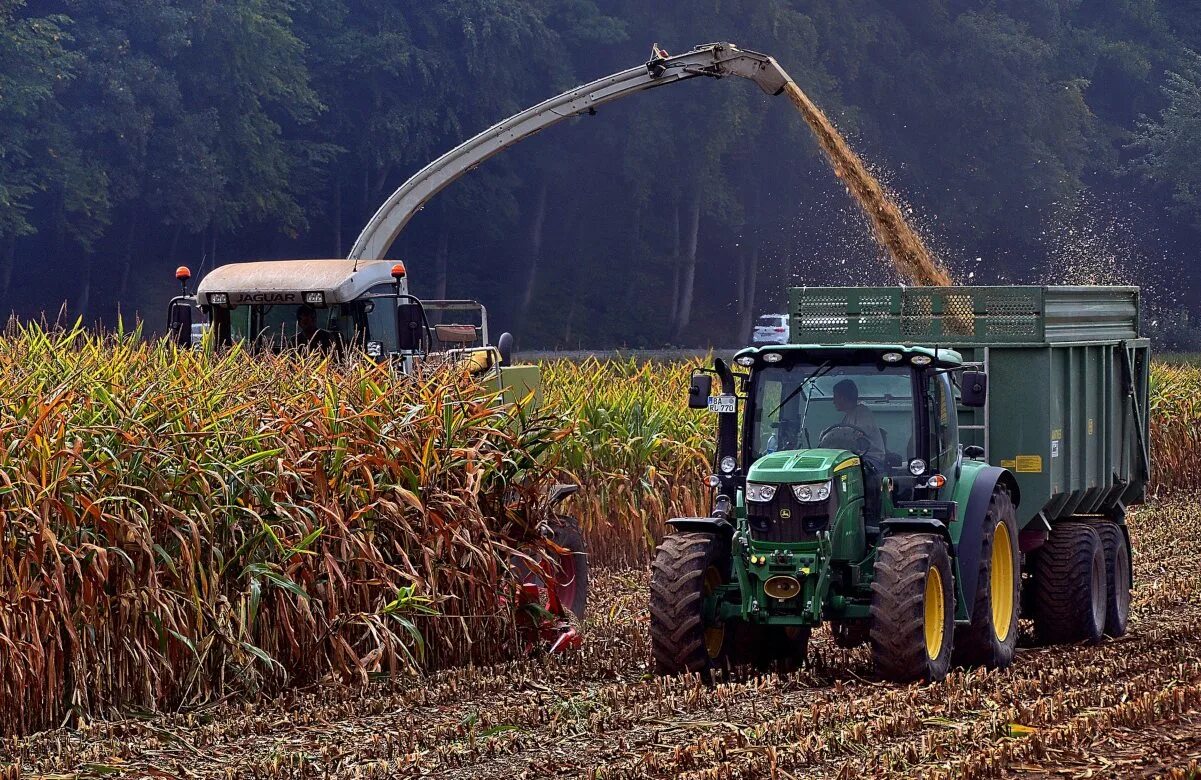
[227,303,361,352]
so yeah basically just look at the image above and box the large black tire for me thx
[549,515,589,618]
[1032,523,1106,645]
[870,533,955,682]
[650,533,730,675]
[953,485,1020,669]
[1096,522,1131,638]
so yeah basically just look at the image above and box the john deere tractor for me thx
[651,286,1145,682]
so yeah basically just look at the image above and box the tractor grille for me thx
[747,490,836,543]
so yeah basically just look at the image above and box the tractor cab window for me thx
[750,360,915,472]
[927,371,959,473]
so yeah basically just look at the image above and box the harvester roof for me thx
[195,259,396,306]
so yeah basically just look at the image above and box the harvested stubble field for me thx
[6,497,1200,779]
[4,350,1201,778]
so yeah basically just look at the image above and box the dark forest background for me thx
[3,0,1201,348]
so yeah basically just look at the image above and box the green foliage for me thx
[2,0,1201,342]
[1130,50,1201,228]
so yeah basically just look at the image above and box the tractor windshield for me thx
[749,360,916,470]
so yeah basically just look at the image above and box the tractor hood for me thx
[746,449,859,484]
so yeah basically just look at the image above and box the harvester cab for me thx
[167,259,514,373]
[653,286,1145,683]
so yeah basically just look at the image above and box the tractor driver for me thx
[823,379,886,464]
[295,304,337,352]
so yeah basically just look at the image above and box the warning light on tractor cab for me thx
[175,266,192,282]
[926,474,947,490]
[391,262,407,280]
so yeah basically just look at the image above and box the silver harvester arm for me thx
[349,42,792,261]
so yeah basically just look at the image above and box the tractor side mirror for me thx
[496,332,514,366]
[396,302,425,353]
[688,373,712,409]
[167,300,193,347]
[961,370,988,408]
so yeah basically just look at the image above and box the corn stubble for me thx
[7,498,1199,778]
[0,323,565,736]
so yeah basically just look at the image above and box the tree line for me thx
[2,0,1201,347]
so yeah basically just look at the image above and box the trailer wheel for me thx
[870,533,954,682]
[1096,523,1131,638]
[954,485,1020,669]
[1032,523,1106,645]
[650,532,730,675]
[549,515,589,618]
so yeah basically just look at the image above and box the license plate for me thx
[707,395,736,414]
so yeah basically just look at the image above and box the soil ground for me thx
[6,499,1199,779]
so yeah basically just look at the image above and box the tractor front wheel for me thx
[650,532,730,676]
[870,533,955,682]
[953,484,1020,669]
[1032,523,1107,645]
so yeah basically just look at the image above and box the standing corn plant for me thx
[0,322,565,734]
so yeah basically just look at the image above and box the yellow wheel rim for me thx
[703,566,725,659]
[924,566,945,660]
[991,521,1015,642]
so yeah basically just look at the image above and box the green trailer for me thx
[790,286,1151,527]
[650,285,1145,683]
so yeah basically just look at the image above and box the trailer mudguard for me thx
[953,465,1021,621]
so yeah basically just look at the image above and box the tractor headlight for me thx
[909,458,928,476]
[762,352,784,364]
[719,456,737,474]
[207,292,229,306]
[734,355,756,367]
[792,480,832,502]
[745,483,777,503]
[303,291,326,306]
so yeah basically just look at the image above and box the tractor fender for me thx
[666,517,735,537]
[954,466,1021,622]
[880,517,951,545]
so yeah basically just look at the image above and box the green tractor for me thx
[651,286,1146,682]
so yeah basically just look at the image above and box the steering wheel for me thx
[819,423,874,455]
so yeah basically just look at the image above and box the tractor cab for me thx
[729,344,984,532]
[166,259,512,369]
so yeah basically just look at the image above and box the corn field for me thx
[1,334,1200,777]
[0,325,565,735]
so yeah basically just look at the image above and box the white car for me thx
[752,313,790,345]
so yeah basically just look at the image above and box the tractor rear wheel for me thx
[1096,522,1131,638]
[954,484,1020,669]
[870,533,954,682]
[549,515,589,617]
[650,532,730,675]
[1032,523,1107,645]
